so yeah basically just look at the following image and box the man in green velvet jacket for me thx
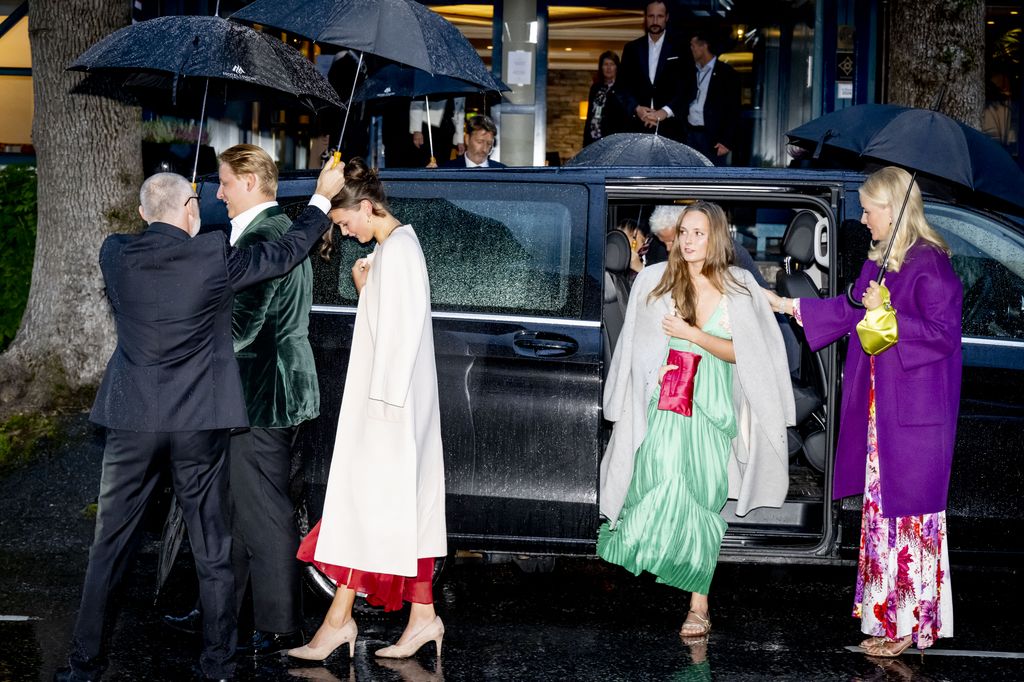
[217,144,319,656]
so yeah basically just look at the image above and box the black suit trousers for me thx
[229,426,300,634]
[69,429,236,680]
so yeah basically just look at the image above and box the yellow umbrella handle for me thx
[332,150,342,168]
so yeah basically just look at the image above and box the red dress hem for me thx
[297,520,434,612]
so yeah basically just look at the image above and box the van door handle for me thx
[512,331,579,358]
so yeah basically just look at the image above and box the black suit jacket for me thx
[90,206,330,432]
[693,58,741,152]
[618,33,691,141]
[441,155,507,168]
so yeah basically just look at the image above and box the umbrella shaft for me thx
[876,170,917,283]
[192,78,211,185]
[339,51,365,152]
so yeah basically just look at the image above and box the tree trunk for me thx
[887,0,985,126]
[0,0,141,417]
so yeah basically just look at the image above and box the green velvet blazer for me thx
[233,206,320,428]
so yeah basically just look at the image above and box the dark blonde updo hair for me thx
[320,157,391,261]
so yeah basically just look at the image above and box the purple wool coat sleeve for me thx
[799,242,963,518]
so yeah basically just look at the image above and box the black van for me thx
[200,165,1024,586]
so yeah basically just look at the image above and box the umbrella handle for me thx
[332,150,342,168]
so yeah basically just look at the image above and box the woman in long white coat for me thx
[288,158,446,662]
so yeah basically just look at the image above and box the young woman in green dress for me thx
[598,201,742,638]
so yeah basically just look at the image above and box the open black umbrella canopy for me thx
[787,104,1024,210]
[353,63,508,103]
[69,15,342,111]
[567,132,713,168]
[231,0,495,91]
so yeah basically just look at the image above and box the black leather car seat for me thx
[603,230,632,369]
[777,210,829,472]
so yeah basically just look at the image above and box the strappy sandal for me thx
[859,636,886,650]
[863,635,913,658]
[680,610,711,637]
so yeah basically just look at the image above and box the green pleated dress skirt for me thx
[598,302,736,594]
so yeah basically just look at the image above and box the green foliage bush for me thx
[0,413,57,473]
[0,165,37,350]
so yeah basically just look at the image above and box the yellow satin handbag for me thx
[855,283,898,355]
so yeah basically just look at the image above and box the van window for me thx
[926,204,1024,340]
[307,182,589,319]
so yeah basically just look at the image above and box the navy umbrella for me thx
[70,14,342,182]
[231,0,496,158]
[567,132,713,168]
[786,104,1024,210]
[353,64,508,165]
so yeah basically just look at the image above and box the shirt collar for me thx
[698,56,717,74]
[465,155,489,168]
[229,200,278,245]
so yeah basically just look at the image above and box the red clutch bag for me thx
[657,349,702,416]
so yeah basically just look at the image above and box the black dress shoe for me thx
[163,608,202,635]
[238,629,305,656]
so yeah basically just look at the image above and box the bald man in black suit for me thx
[57,162,345,682]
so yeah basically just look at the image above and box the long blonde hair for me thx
[649,201,740,324]
[861,166,950,272]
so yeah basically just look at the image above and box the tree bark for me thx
[0,0,141,417]
[886,0,985,126]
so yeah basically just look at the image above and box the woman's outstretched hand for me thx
[762,288,793,315]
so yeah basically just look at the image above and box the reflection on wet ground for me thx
[1,416,1022,680]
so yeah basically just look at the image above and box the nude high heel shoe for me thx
[374,616,444,659]
[287,619,358,661]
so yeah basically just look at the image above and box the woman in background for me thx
[584,51,628,147]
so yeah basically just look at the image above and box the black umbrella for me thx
[231,0,496,158]
[353,64,508,103]
[786,104,1024,210]
[156,496,186,600]
[70,14,342,182]
[353,64,508,164]
[567,132,713,167]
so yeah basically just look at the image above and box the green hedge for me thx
[0,165,36,351]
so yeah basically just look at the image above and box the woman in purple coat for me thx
[765,167,962,657]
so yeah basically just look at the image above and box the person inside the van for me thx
[644,204,683,265]
[764,166,962,657]
[288,157,447,663]
[599,200,794,637]
[617,218,647,278]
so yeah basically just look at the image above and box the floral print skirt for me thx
[853,357,953,649]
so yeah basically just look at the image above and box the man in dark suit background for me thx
[216,144,319,657]
[441,115,507,168]
[684,30,741,166]
[617,0,691,142]
[57,162,344,682]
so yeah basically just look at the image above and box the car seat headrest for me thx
[605,230,631,274]
[783,210,825,266]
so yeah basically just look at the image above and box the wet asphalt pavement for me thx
[1,415,1022,681]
